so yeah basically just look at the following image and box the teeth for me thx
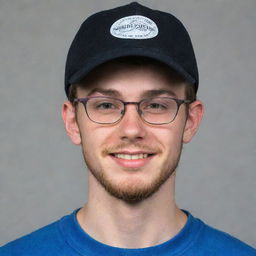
[114,154,149,160]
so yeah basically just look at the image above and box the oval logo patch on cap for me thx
[110,15,158,39]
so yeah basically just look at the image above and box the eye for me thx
[147,102,167,110]
[96,102,116,109]
[88,98,123,112]
[140,98,176,114]
[142,100,169,112]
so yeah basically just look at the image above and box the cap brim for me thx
[68,47,196,87]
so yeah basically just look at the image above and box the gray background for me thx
[1,0,255,248]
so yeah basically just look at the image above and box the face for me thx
[63,63,203,204]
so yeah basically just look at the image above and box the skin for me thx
[62,63,204,248]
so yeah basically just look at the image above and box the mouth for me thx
[113,153,154,160]
[109,152,156,168]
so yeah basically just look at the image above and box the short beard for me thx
[82,143,182,205]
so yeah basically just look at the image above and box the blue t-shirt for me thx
[0,208,255,255]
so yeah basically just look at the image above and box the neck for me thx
[77,173,187,248]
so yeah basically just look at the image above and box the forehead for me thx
[76,59,186,98]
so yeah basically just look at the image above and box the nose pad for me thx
[120,105,142,123]
[118,104,146,140]
[138,109,143,116]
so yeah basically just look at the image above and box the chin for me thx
[83,146,181,203]
[90,166,174,204]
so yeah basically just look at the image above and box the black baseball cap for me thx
[64,2,199,97]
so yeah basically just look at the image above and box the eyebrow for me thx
[86,88,177,98]
[141,89,177,98]
[87,88,121,97]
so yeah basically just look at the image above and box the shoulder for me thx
[194,218,256,255]
[0,219,67,256]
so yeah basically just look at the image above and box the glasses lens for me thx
[140,97,177,124]
[86,97,123,124]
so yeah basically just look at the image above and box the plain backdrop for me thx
[0,0,255,247]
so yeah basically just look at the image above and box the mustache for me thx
[101,142,162,156]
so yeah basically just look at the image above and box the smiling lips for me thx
[114,153,150,160]
[109,151,156,168]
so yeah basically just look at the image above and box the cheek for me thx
[151,124,184,148]
[157,128,184,167]
[79,124,112,155]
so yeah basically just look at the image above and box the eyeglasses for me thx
[73,96,191,125]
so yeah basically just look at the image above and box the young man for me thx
[1,2,255,255]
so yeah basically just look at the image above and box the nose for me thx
[117,104,147,142]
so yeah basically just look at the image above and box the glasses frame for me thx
[73,96,192,125]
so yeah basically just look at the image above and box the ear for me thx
[62,101,81,145]
[183,100,204,143]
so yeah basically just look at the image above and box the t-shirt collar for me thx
[58,208,203,256]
